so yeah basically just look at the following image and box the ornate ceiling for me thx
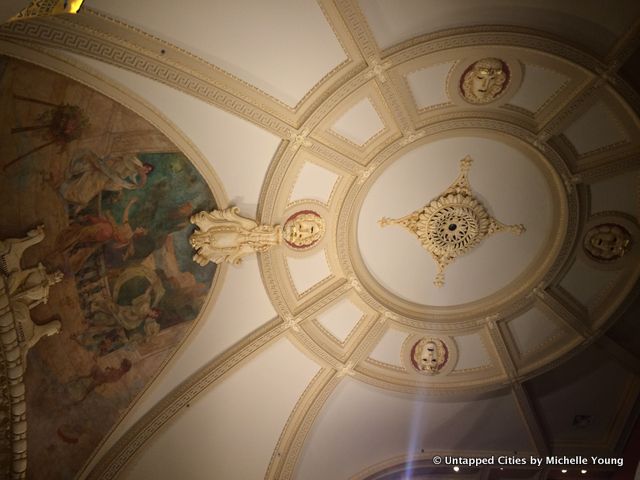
[0,0,640,479]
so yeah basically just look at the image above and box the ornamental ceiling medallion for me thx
[379,156,525,287]
[460,58,510,105]
[410,337,448,375]
[583,223,632,263]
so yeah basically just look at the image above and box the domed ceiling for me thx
[0,1,639,479]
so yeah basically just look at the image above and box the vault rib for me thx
[511,383,550,456]
[595,335,640,375]
[265,369,337,480]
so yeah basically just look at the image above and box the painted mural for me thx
[0,56,217,479]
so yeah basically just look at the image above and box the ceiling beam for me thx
[265,368,337,480]
[605,16,640,67]
[595,335,640,375]
[539,291,591,340]
[486,321,518,381]
[333,0,379,62]
[539,16,640,144]
[332,0,414,132]
[268,298,391,479]
[511,383,550,457]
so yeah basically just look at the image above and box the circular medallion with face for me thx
[460,58,510,104]
[410,337,449,374]
[282,210,326,250]
[583,223,632,262]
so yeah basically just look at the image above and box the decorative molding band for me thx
[0,280,27,480]
[0,18,293,137]
[0,2,368,132]
[265,369,336,479]
[512,383,550,456]
[278,374,341,479]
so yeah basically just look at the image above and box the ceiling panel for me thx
[289,159,340,205]
[87,0,347,106]
[358,0,640,55]
[590,172,640,219]
[295,380,532,480]
[369,327,410,368]
[560,259,621,311]
[527,346,637,447]
[405,62,455,110]
[508,308,563,357]
[316,296,364,343]
[508,64,568,114]
[286,249,332,295]
[563,102,630,156]
[453,332,492,371]
[330,97,385,146]
[120,338,320,480]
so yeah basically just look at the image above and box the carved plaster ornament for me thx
[379,156,525,287]
[8,0,84,22]
[460,58,510,104]
[0,227,63,369]
[410,337,448,374]
[282,210,325,250]
[190,207,325,266]
[583,223,632,262]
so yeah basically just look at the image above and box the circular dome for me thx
[354,132,564,314]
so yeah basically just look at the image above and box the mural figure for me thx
[67,358,132,403]
[0,55,217,480]
[55,197,147,271]
[59,150,153,214]
[91,286,160,333]
[460,58,510,104]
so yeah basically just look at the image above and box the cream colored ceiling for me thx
[2,1,640,479]
[357,135,555,306]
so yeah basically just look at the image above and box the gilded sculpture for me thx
[584,223,632,262]
[410,337,448,374]
[460,58,510,104]
[379,156,525,287]
[8,0,84,22]
[190,207,325,266]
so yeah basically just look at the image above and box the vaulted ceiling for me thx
[1,1,640,479]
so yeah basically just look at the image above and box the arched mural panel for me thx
[0,55,218,479]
